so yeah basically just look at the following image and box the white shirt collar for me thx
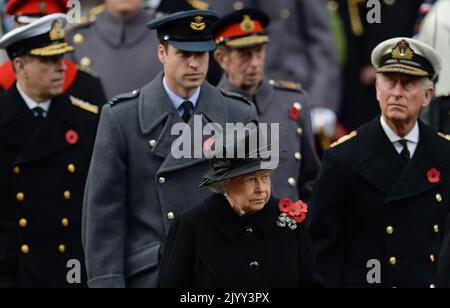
[163,76,201,115]
[16,83,51,115]
[380,116,420,157]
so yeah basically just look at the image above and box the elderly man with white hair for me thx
[309,37,450,288]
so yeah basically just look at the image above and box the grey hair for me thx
[376,73,435,92]
[207,179,231,194]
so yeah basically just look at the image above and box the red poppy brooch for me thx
[277,199,308,230]
[427,168,441,184]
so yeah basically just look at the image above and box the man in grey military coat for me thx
[82,10,258,288]
[67,0,162,99]
[213,8,320,201]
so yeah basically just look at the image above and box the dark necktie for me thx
[32,107,45,126]
[182,101,194,123]
[399,139,411,163]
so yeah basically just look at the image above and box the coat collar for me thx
[218,76,273,114]
[0,84,80,164]
[139,73,228,173]
[95,9,153,48]
[204,194,279,240]
[354,117,448,202]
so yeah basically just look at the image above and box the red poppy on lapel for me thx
[277,198,308,229]
[290,103,302,121]
[427,168,441,184]
[65,130,79,145]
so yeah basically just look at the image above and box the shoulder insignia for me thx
[109,90,140,106]
[438,132,450,142]
[330,131,358,148]
[269,80,303,92]
[219,89,251,105]
[187,0,210,10]
[89,4,106,22]
[70,96,99,114]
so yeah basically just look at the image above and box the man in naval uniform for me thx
[212,8,320,201]
[82,10,258,288]
[0,14,100,288]
[309,37,450,288]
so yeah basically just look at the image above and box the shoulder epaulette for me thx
[89,4,106,21]
[269,80,303,92]
[187,0,210,10]
[330,131,358,148]
[109,90,140,106]
[438,132,450,142]
[70,96,99,114]
[219,89,251,105]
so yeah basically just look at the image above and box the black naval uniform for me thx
[159,194,322,288]
[218,77,320,201]
[0,84,100,288]
[309,118,450,288]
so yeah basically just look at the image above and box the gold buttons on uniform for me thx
[16,192,25,202]
[288,177,297,187]
[430,255,436,263]
[21,245,30,254]
[167,212,175,220]
[434,225,440,233]
[13,166,21,175]
[64,190,71,200]
[61,218,69,228]
[233,1,244,10]
[386,226,394,235]
[58,245,66,254]
[295,152,302,161]
[389,257,397,266]
[297,128,303,136]
[80,57,91,68]
[159,177,166,184]
[73,33,84,45]
[19,219,28,228]
[436,194,443,203]
[67,164,76,174]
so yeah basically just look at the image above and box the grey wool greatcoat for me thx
[82,73,258,288]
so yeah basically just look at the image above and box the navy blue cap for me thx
[147,10,220,52]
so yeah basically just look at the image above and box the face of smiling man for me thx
[376,73,435,137]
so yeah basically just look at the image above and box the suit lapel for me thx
[15,94,79,164]
[386,123,448,203]
[354,118,406,195]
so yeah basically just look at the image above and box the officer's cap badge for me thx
[191,16,206,31]
[240,15,255,33]
[49,20,65,41]
[392,40,414,60]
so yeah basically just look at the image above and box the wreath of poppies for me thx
[277,198,308,230]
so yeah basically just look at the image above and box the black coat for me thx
[309,118,450,288]
[0,85,99,288]
[158,194,322,288]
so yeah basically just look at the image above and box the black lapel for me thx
[15,93,79,164]
[386,122,448,203]
[0,84,40,149]
[354,118,406,195]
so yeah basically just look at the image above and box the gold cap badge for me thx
[191,16,206,31]
[49,21,65,41]
[240,15,255,33]
[392,40,414,60]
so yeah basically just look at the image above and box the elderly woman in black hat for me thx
[158,125,322,288]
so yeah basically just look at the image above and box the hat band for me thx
[379,53,434,78]
[215,20,265,43]
[220,34,270,47]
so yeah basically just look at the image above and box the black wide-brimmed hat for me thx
[199,123,282,188]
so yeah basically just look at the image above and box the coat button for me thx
[244,226,253,236]
[280,9,291,19]
[19,218,28,228]
[21,245,30,254]
[13,166,21,175]
[297,128,303,136]
[80,57,91,68]
[288,178,297,187]
[386,226,394,235]
[233,1,244,10]
[64,190,71,200]
[430,255,436,263]
[430,284,436,289]
[58,245,66,254]
[61,218,69,228]
[434,225,440,233]
[167,212,175,220]
[389,257,397,266]
[250,261,259,271]
[436,194,443,203]
[159,177,166,184]
[149,140,157,148]
[16,192,25,202]
[67,164,76,174]
[295,152,302,161]
[73,33,84,45]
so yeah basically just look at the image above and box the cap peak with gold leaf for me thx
[372,37,442,81]
[212,7,270,49]
[0,13,74,59]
